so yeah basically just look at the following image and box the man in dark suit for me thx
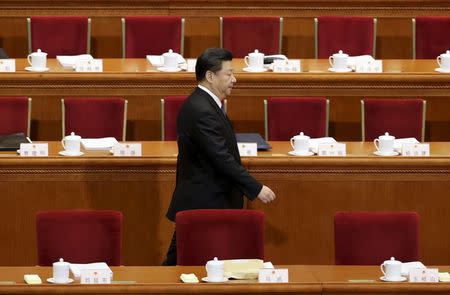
[162,48,276,265]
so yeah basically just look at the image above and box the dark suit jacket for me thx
[0,48,8,59]
[166,87,262,221]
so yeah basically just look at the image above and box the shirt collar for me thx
[198,84,222,109]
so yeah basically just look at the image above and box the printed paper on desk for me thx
[20,143,48,157]
[237,143,257,156]
[355,60,383,73]
[259,269,289,283]
[401,143,430,157]
[409,268,439,282]
[75,59,103,72]
[112,143,142,157]
[80,269,111,284]
[0,59,15,72]
[318,143,346,157]
[273,59,301,73]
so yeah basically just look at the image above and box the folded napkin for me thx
[401,261,425,276]
[180,273,199,283]
[348,55,375,69]
[81,137,118,151]
[394,138,420,152]
[70,262,112,279]
[309,137,337,154]
[146,54,185,67]
[56,54,94,69]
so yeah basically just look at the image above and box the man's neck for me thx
[198,82,221,100]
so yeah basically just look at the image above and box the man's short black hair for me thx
[195,48,233,82]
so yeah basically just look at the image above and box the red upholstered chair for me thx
[122,16,185,58]
[361,98,426,141]
[62,97,128,140]
[36,210,123,266]
[334,211,419,265]
[220,16,283,58]
[176,209,264,266]
[315,16,377,59]
[27,16,91,58]
[264,97,329,141]
[0,97,32,137]
[413,17,450,59]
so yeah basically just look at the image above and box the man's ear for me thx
[205,70,214,83]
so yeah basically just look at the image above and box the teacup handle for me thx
[61,138,66,150]
[437,56,442,67]
[328,56,334,67]
[380,263,387,277]
[373,139,380,151]
[290,138,295,150]
[244,56,250,67]
[27,54,33,66]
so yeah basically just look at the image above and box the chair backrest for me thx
[62,97,127,140]
[0,97,32,137]
[176,209,264,266]
[264,97,329,141]
[220,16,283,58]
[334,211,419,265]
[361,98,426,141]
[161,96,187,141]
[27,16,91,58]
[36,210,123,266]
[122,16,185,58]
[413,17,450,59]
[315,16,377,59]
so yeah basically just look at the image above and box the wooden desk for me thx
[1,142,450,266]
[1,59,450,141]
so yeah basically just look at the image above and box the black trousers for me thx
[161,231,177,266]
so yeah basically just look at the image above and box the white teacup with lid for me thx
[290,132,310,155]
[380,257,402,281]
[244,49,265,71]
[53,258,70,283]
[205,257,225,282]
[27,49,47,70]
[161,49,179,70]
[329,50,349,71]
[437,50,450,71]
[374,132,395,155]
[61,132,81,155]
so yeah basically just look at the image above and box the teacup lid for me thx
[379,132,395,140]
[441,50,450,57]
[383,257,401,265]
[32,49,47,56]
[249,49,263,56]
[294,132,310,140]
[65,132,81,140]
[53,258,69,266]
[333,50,348,57]
[206,257,223,266]
[163,49,176,56]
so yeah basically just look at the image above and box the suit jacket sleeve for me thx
[190,110,262,200]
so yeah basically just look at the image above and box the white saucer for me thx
[59,151,84,157]
[288,150,315,156]
[242,67,268,73]
[201,277,229,283]
[47,278,74,284]
[435,68,450,73]
[373,150,399,156]
[25,66,49,72]
[380,276,407,282]
[328,67,352,73]
[157,66,182,72]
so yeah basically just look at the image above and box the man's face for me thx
[210,61,236,99]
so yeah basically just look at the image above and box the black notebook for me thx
[0,133,30,151]
[235,133,272,150]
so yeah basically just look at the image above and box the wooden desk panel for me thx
[1,142,450,266]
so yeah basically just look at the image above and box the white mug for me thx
[374,132,395,155]
[53,258,70,283]
[329,50,349,71]
[27,49,47,69]
[205,257,224,282]
[290,132,310,155]
[380,257,402,281]
[437,50,450,70]
[161,49,179,70]
[61,132,81,154]
[244,49,264,70]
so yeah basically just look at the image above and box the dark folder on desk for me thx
[0,133,29,151]
[235,133,271,150]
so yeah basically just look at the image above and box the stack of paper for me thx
[70,262,112,279]
[81,137,119,151]
[223,259,264,279]
[393,138,420,153]
[309,137,337,154]
[348,55,375,69]
[401,261,425,276]
[57,54,94,69]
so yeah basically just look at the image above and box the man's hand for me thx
[257,185,276,204]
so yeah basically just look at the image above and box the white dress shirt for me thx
[198,84,222,109]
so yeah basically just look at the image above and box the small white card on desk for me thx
[237,143,257,157]
[409,268,439,282]
[355,60,382,73]
[318,143,346,157]
[273,60,301,73]
[80,269,111,284]
[112,143,142,157]
[401,143,430,157]
[75,59,103,72]
[0,59,15,72]
[259,269,289,283]
[19,143,48,157]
